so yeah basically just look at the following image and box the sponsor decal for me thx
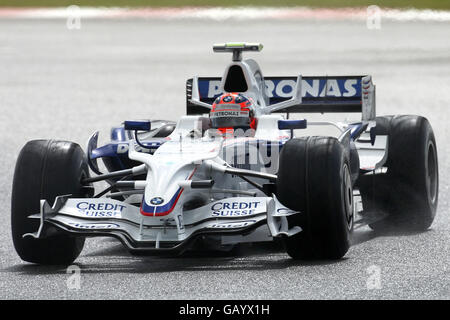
[116,142,159,154]
[223,95,233,102]
[235,95,246,103]
[150,197,164,205]
[211,111,240,117]
[208,220,257,229]
[211,201,261,217]
[276,208,297,215]
[200,78,361,99]
[76,202,125,217]
[68,222,120,229]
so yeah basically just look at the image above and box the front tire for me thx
[11,140,90,265]
[277,137,353,260]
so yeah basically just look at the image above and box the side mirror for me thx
[124,120,151,132]
[278,119,307,130]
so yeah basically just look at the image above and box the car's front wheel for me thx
[276,137,353,260]
[11,140,91,265]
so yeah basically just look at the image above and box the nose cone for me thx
[140,188,183,217]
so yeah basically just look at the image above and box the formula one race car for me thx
[11,43,439,265]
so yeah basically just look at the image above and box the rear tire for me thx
[358,115,438,231]
[11,140,90,265]
[277,137,353,260]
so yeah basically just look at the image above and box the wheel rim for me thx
[426,141,438,204]
[342,164,354,230]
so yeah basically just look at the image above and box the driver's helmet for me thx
[210,93,256,131]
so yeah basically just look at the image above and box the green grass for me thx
[1,1,449,10]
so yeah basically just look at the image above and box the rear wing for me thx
[186,75,376,121]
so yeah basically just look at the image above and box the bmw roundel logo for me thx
[223,95,233,102]
[150,197,164,205]
[235,94,246,103]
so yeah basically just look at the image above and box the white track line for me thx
[0,6,449,22]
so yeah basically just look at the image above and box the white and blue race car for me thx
[11,43,439,264]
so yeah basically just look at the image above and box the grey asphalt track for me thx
[0,18,449,300]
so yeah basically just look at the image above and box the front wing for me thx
[25,195,301,252]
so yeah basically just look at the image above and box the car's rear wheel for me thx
[358,115,438,231]
[276,137,353,260]
[11,140,91,265]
